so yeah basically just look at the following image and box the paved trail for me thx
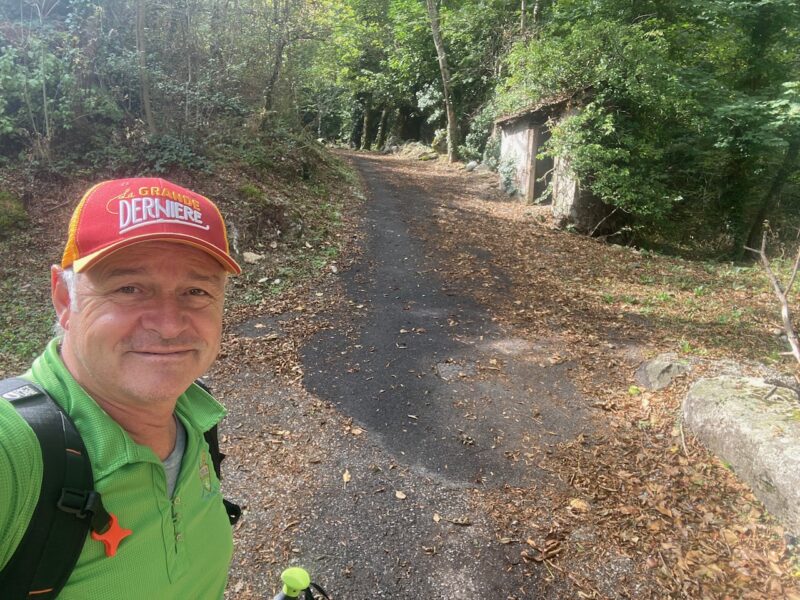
[297,153,597,597]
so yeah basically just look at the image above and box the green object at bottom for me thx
[282,567,311,597]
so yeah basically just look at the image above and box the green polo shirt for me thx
[0,339,233,599]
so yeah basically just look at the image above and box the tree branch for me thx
[745,233,800,365]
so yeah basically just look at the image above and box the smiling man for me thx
[0,178,241,599]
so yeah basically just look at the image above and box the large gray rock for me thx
[683,376,800,535]
[635,353,691,390]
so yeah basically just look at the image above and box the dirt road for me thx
[295,153,604,598]
[303,153,594,487]
[221,152,796,600]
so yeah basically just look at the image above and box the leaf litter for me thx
[381,154,800,598]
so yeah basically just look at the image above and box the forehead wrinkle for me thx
[91,258,226,285]
[187,269,227,288]
[104,267,146,279]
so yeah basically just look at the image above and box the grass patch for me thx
[0,232,54,376]
[592,249,789,364]
[0,191,28,235]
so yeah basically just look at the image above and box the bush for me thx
[145,135,212,174]
[460,103,496,161]
[0,191,28,236]
[482,133,501,171]
[498,156,517,195]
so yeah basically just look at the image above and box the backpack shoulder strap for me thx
[0,378,95,600]
[203,425,242,525]
[196,380,242,525]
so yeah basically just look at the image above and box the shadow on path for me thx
[302,154,592,488]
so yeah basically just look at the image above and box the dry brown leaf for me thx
[569,498,590,513]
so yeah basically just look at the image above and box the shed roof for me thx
[494,97,569,127]
[494,88,590,127]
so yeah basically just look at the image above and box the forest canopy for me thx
[0,0,798,257]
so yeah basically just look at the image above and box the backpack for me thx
[0,377,241,600]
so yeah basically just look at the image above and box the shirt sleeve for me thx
[0,400,43,570]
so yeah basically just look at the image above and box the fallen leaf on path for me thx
[569,498,590,513]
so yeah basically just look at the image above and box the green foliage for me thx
[460,103,496,161]
[238,184,264,201]
[493,0,800,256]
[0,0,797,259]
[498,156,518,195]
[0,191,27,234]
[145,136,212,174]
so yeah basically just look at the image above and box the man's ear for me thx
[51,265,72,330]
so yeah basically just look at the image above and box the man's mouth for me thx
[131,349,195,357]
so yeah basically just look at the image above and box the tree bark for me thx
[375,105,389,150]
[263,0,293,112]
[350,96,365,148]
[263,36,287,112]
[136,0,157,137]
[743,136,800,255]
[425,0,459,162]
[361,97,372,150]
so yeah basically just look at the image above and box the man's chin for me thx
[124,374,201,404]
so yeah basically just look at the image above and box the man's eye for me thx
[118,286,138,294]
[188,288,209,296]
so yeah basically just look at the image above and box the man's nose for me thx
[140,295,189,339]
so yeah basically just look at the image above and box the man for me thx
[0,177,241,598]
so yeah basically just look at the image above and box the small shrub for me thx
[432,128,448,154]
[460,103,497,161]
[238,183,263,201]
[145,135,212,174]
[498,156,518,195]
[483,134,501,171]
[0,191,28,236]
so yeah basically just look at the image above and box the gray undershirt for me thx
[162,415,186,498]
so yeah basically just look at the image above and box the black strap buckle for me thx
[57,489,111,533]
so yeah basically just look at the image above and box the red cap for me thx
[61,178,241,274]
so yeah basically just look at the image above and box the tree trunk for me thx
[361,97,372,150]
[742,136,800,256]
[263,0,292,112]
[520,0,526,32]
[375,105,389,150]
[263,36,287,112]
[136,0,157,137]
[425,0,459,162]
[350,97,365,148]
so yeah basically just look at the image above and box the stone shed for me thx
[495,99,616,234]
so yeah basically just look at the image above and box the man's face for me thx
[53,241,227,408]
